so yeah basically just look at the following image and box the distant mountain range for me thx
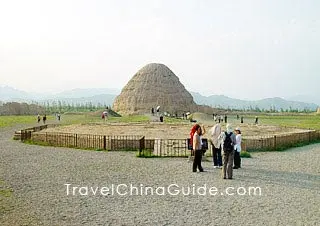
[0,86,119,106]
[190,92,318,111]
[0,86,318,111]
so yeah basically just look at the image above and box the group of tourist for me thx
[190,122,242,179]
[213,114,228,123]
[37,113,62,124]
[37,114,47,124]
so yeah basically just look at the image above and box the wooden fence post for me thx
[103,136,106,150]
[139,136,145,156]
[274,135,277,151]
[20,130,24,141]
[308,129,311,142]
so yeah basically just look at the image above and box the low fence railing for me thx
[20,124,59,140]
[243,130,320,151]
[19,125,320,156]
[30,132,144,151]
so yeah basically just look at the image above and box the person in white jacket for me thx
[233,127,242,169]
[209,123,222,168]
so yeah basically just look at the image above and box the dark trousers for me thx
[212,146,222,166]
[234,151,241,168]
[193,150,203,172]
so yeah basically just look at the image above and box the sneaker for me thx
[213,166,218,169]
[233,166,239,169]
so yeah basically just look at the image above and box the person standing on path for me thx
[192,124,204,172]
[209,122,222,168]
[219,124,236,179]
[233,127,242,169]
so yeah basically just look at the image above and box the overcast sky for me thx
[0,0,319,100]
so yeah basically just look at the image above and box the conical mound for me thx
[112,63,197,115]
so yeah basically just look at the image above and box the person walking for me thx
[192,124,204,172]
[102,110,108,121]
[210,122,222,168]
[43,114,47,124]
[219,124,236,179]
[233,127,242,169]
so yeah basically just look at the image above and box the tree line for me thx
[0,101,110,115]
[0,100,314,116]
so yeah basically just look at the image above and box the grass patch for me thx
[0,179,14,214]
[137,149,155,158]
[240,151,251,158]
[23,140,51,146]
[243,114,320,130]
[160,117,188,123]
[0,181,13,198]
[0,115,39,128]
[59,114,103,125]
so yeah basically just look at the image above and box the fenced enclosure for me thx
[20,124,59,140]
[30,132,144,151]
[244,130,320,151]
[19,125,320,156]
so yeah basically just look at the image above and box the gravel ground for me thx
[1,124,320,226]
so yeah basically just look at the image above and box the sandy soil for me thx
[43,121,309,139]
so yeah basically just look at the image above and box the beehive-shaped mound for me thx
[112,63,197,115]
